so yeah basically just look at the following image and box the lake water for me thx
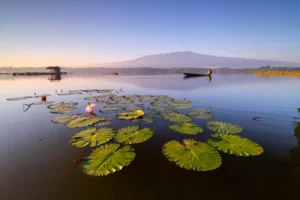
[0,74,300,200]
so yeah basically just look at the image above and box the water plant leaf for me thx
[155,95,174,101]
[50,107,77,114]
[66,117,103,128]
[116,99,134,104]
[100,104,124,113]
[97,89,114,93]
[123,95,141,101]
[7,94,51,101]
[163,112,192,123]
[172,99,191,104]
[47,102,78,109]
[30,101,55,105]
[187,110,214,119]
[162,139,222,171]
[124,105,144,111]
[84,96,102,100]
[132,117,155,123]
[95,121,112,126]
[208,133,264,157]
[169,123,203,134]
[206,121,242,134]
[117,112,143,120]
[7,96,30,101]
[115,126,153,144]
[139,95,158,102]
[82,143,135,176]
[58,92,82,96]
[169,103,193,109]
[70,89,113,93]
[47,102,78,114]
[70,127,114,147]
[298,108,300,112]
[51,114,83,124]
[150,100,170,107]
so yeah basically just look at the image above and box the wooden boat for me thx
[183,69,212,77]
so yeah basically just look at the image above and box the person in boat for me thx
[184,68,212,77]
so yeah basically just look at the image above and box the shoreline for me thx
[253,71,300,76]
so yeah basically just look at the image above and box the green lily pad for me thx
[169,123,203,135]
[7,94,51,101]
[97,89,114,93]
[51,114,83,124]
[50,107,77,114]
[7,96,30,101]
[132,117,155,123]
[84,95,105,100]
[169,103,193,109]
[115,126,153,144]
[124,105,144,111]
[47,102,78,114]
[123,95,141,101]
[155,95,174,101]
[206,121,242,134]
[148,106,170,115]
[58,92,82,96]
[172,99,191,104]
[100,104,124,113]
[187,110,214,119]
[30,101,55,105]
[163,112,192,123]
[117,112,143,120]
[66,117,103,128]
[139,95,158,102]
[116,99,134,104]
[95,121,112,127]
[70,127,114,147]
[150,100,170,107]
[47,102,78,109]
[208,133,264,157]
[82,143,135,176]
[70,89,113,93]
[162,139,222,171]
[70,89,99,93]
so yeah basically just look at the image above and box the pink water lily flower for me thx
[85,103,96,113]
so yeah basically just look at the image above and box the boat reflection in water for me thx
[183,69,212,83]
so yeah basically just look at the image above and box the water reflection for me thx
[289,121,300,165]
[48,73,61,82]
[183,75,212,83]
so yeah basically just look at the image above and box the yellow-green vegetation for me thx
[253,71,300,76]
[82,144,135,176]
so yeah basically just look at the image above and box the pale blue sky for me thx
[0,0,299,67]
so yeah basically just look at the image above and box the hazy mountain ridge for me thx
[95,51,300,68]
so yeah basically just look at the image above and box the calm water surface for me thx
[0,74,300,200]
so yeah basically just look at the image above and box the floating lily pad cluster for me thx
[42,89,264,176]
[70,89,113,93]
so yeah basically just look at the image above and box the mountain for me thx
[96,51,300,68]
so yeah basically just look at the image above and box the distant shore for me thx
[253,71,300,76]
